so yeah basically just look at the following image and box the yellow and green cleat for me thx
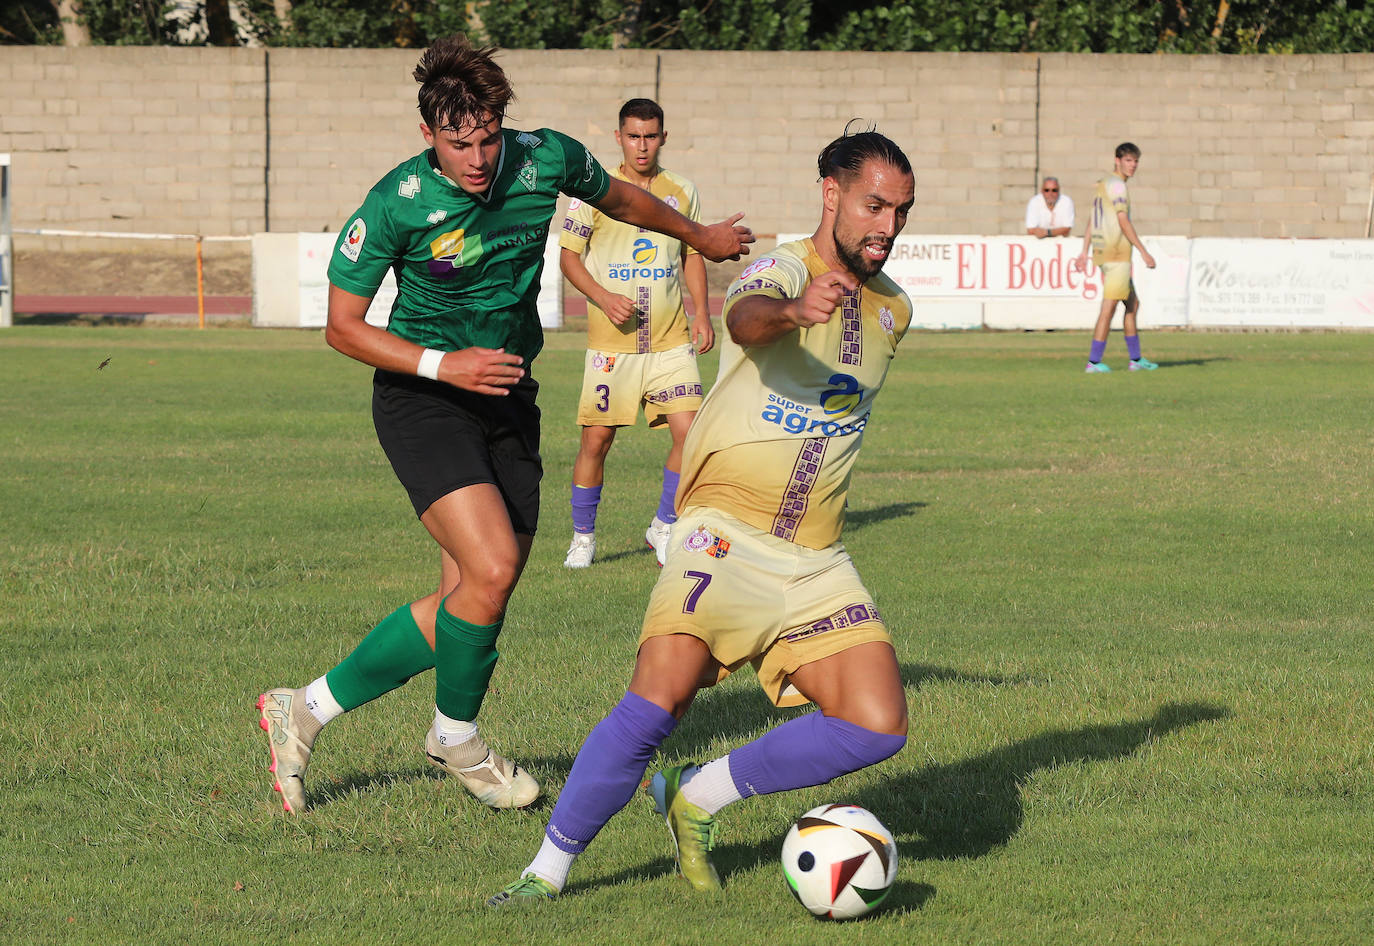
[645,764,722,892]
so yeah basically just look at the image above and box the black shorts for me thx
[371,369,542,535]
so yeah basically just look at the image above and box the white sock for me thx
[432,708,479,747]
[524,835,576,892]
[304,676,345,726]
[680,757,743,816]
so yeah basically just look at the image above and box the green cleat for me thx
[487,874,557,908]
[645,764,722,892]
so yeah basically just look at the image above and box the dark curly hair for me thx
[414,35,515,135]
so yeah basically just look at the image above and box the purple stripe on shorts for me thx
[781,601,883,644]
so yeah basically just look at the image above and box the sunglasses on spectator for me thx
[1043,187,1059,192]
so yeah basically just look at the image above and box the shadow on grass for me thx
[851,700,1231,862]
[1154,357,1231,369]
[845,501,927,533]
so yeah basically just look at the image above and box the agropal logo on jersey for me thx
[608,238,677,282]
[760,373,868,437]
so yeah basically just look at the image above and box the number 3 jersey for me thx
[678,238,913,550]
[327,127,611,364]
[559,166,702,354]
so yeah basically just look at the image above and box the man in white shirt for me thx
[1025,176,1074,238]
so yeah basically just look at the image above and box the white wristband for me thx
[416,348,445,381]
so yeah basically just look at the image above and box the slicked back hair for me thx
[1115,141,1141,159]
[414,35,514,134]
[619,98,664,128]
[818,123,911,185]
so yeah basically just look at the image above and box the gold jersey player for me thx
[560,99,713,569]
[489,127,914,906]
[1074,141,1158,373]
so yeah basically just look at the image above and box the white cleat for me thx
[563,532,595,568]
[645,517,672,567]
[424,729,540,809]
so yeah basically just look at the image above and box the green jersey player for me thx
[256,35,753,815]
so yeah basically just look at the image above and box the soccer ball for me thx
[781,804,898,920]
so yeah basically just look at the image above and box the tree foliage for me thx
[2,0,1371,53]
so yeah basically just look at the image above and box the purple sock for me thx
[571,484,601,534]
[544,692,677,853]
[656,468,680,524]
[1089,339,1107,363]
[727,710,906,799]
[1125,335,1142,361]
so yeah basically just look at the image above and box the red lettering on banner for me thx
[956,243,979,289]
[1008,243,1026,290]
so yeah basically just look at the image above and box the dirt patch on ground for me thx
[14,246,254,297]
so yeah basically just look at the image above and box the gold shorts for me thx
[639,507,892,707]
[1097,260,1134,301]
[576,342,703,427]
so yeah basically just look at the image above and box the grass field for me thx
[2,326,1371,945]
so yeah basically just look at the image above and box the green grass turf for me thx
[1,326,1371,944]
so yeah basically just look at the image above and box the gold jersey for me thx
[679,238,913,550]
[1090,173,1133,264]
[559,166,701,354]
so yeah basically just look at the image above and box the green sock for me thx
[325,605,435,712]
[434,602,502,721]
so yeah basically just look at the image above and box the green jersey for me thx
[328,127,612,362]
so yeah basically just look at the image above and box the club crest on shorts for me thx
[592,353,617,372]
[683,525,730,559]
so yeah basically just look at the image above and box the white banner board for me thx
[773,234,1190,330]
[255,227,563,329]
[1188,239,1374,328]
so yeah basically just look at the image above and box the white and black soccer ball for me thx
[781,803,898,920]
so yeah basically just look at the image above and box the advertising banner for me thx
[1188,239,1374,328]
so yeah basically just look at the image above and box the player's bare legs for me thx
[419,484,540,807]
[661,410,694,475]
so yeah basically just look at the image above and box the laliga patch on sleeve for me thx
[340,218,366,262]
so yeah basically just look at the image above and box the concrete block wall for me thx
[0,47,1369,244]
[1,47,266,236]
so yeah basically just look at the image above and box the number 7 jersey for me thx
[678,238,913,550]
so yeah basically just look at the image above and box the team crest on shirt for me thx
[517,158,539,192]
[878,306,895,337]
[663,195,679,210]
[593,353,617,372]
[340,218,366,262]
[737,258,776,281]
[398,174,421,199]
[683,525,730,559]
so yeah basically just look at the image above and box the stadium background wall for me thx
[0,47,1370,245]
